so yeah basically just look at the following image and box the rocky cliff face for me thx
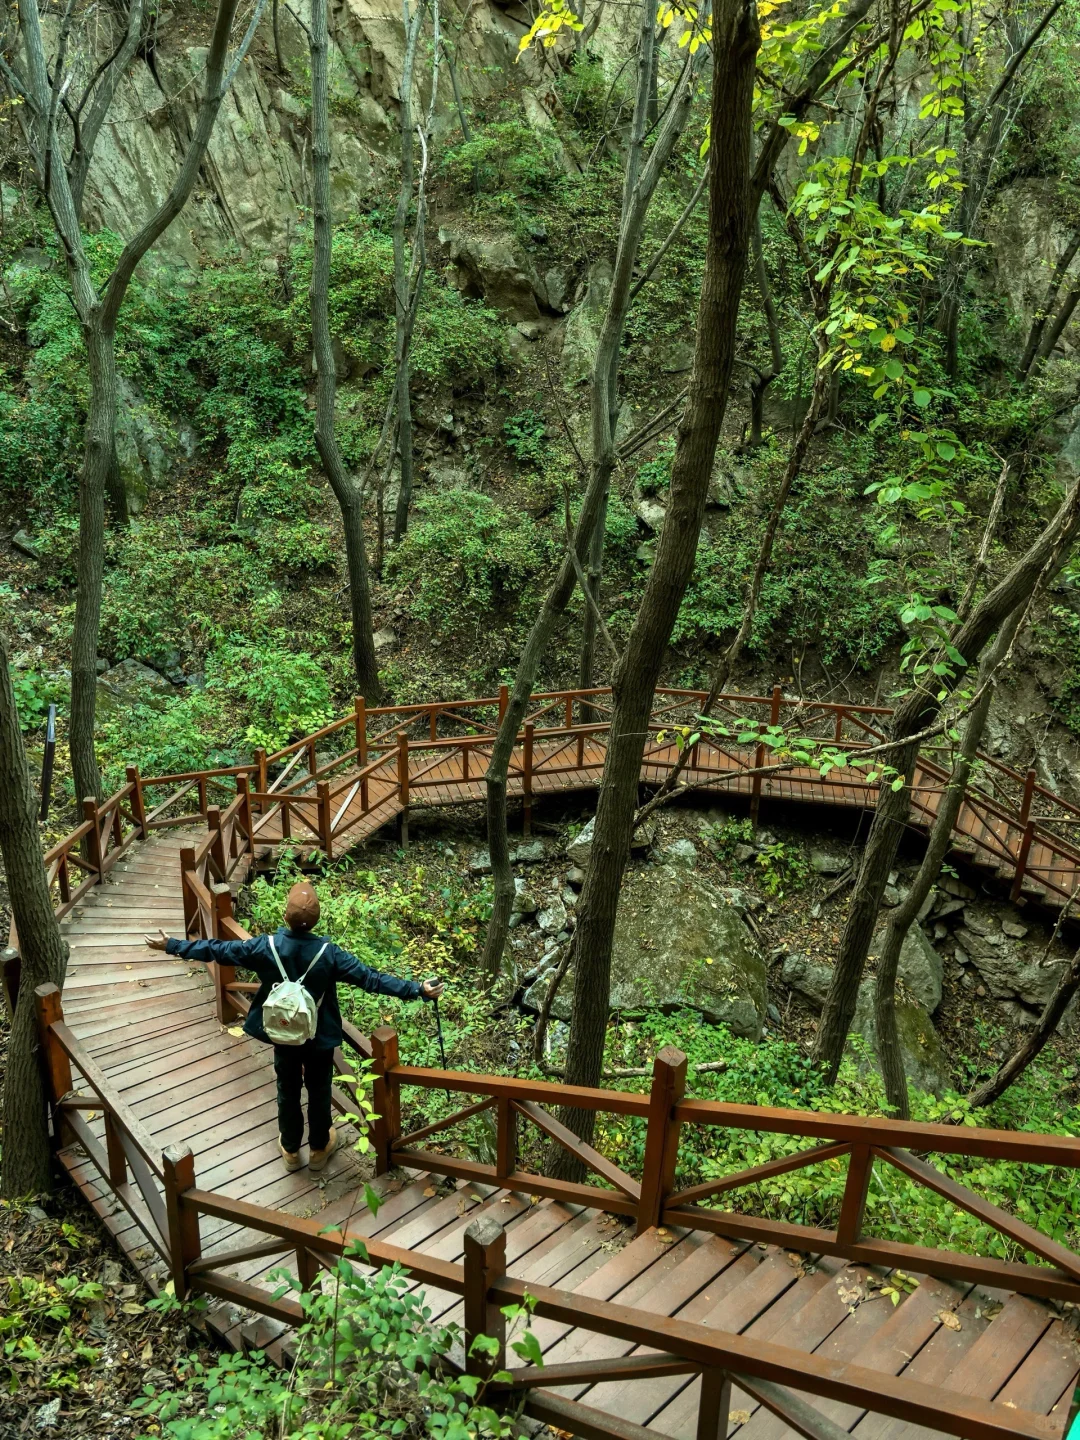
[75,0,537,262]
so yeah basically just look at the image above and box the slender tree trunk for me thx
[69,319,116,804]
[967,945,1080,1110]
[310,0,382,702]
[391,0,427,544]
[551,0,759,1172]
[747,213,782,447]
[814,480,1080,1079]
[13,0,243,802]
[1019,229,1080,378]
[873,606,1023,1117]
[0,630,68,1197]
[479,12,700,981]
[1033,279,1080,370]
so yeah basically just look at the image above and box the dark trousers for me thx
[274,1043,335,1152]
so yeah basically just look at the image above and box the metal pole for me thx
[429,981,450,1101]
[39,704,56,822]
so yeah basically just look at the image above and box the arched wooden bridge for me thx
[12,685,1080,1440]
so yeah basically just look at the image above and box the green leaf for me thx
[883,359,904,381]
[912,388,932,407]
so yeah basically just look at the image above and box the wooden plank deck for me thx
[50,800,1080,1438]
[31,689,1080,1439]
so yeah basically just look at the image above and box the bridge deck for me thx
[50,819,1080,1439]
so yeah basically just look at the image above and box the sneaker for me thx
[279,1137,303,1172]
[309,1126,338,1173]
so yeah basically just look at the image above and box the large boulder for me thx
[561,259,613,385]
[96,658,176,716]
[954,922,1063,1008]
[115,375,195,516]
[525,865,767,1037]
[783,941,951,1095]
[440,227,546,322]
[566,814,657,867]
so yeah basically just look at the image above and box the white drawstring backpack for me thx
[262,936,329,1045]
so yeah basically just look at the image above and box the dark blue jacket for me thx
[165,927,424,1050]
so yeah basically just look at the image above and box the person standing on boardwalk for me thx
[145,881,443,1172]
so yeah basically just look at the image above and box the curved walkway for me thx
[13,685,1080,1434]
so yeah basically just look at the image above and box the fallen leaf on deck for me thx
[227,1027,244,1037]
[728,1410,751,1426]
[838,1284,864,1306]
[938,1311,962,1331]
[456,1197,467,1215]
[423,1186,437,1197]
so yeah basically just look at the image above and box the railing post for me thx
[1019,766,1037,826]
[397,731,410,848]
[833,708,846,744]
[254,748,268,813]
[206,806,225,879]
[464,1216,506,1378]
[103,1112,127,1187]
[495,1096,517,1180]
[34,984,73,1147]
[522,722,534,837]
[210,884,237,1024]
[2,947,21,1020]
[162,1145,201,1301]
[1011,819,1036,903]
[307,739,317,777]
[837,1144,873,1246]
[197,775,208,816]
[82,797,103,881]
[697,1369,733,1440]
[296,1247,320,1292]
[498,684,509,725]
[126,766,147,838]
[751,685,782,830]
[180,846,198,938]
[317,780,334,860]
[370,1027,401,1174]
[236,773,254,856]
[355,696,368,766]
[430,705,439,741]
[636,1045,687,1236]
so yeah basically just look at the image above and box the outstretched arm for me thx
[332,946,442,1000]
[145,929,258,966]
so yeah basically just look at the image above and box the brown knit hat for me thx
[284,881,321,933]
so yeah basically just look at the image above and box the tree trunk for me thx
[873,606,1023,1117]
[814,480,1080,1079]
[310,0,382,703]
[391,0,427,544]
[479,8,700,981]
[69,317,116,805]
[1019,229,1080,378]
[967,945,1080,1110]
[551,0,759,1173]
[0,630,68,1198]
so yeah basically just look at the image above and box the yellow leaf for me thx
[729,1411,751,1426]
[880,333,896,351]
[938,1310,962,1331]
[227,1026,244,1037]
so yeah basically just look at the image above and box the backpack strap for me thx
[267,935,290,982]
[301,943,330,1011]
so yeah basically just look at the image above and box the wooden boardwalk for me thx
[15,684,1080,1440]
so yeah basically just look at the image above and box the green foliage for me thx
[1,1244,104,1385]
[502,409,547,465]
[590,1012,1080,1262]
[134,1257,538,1440]
[389,490,550,637]
[8,667,65,733]
[413,290,506,392]
[636,442,675,496]
[441,120,563,200]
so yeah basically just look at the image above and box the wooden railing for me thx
[31,988,1073,1440]
[18,682,1080,1022]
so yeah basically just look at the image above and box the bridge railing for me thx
[367,1033,1080,1307]
[31,986,1073,1440]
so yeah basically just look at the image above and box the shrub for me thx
[412,289,505,393]
[440,120,563,200]
[390,490,549,635]
[503,409,547,465]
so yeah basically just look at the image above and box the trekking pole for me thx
[428,978,451,1102]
